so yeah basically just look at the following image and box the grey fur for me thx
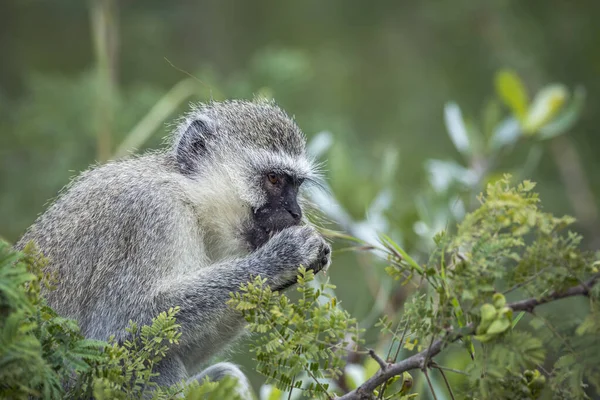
[16,100,331,394]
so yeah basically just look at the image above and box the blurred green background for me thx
[1,1,599,397]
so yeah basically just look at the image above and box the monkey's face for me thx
[245,172,304,251]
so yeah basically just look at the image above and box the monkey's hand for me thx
[257,225,331,291]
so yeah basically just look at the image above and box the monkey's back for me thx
[17,154,205,340]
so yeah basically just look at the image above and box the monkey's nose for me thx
[285,202,302,222]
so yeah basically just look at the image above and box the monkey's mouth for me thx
[245,218,302,252]
[245,225,283,251]
[245,205,302,251]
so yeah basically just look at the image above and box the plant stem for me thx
[90,0,118,162]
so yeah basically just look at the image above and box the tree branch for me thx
[508,274,599,313]
[337,274,599,400]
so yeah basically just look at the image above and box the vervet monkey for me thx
[17,100,331,395]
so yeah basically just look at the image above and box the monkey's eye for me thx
[267,173,279,185]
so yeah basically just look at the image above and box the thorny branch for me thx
[337,274,599,400]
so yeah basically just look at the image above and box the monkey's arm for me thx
[158,225,328,315]
[154,226,329,364]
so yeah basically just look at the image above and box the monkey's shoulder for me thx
[63,155,181,206]
[27,155,190,240]
[17,154,198,266]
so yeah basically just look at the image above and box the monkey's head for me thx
[172,100,320,257]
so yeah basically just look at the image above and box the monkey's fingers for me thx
[308,244,331,274]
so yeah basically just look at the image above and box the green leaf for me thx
[473,333,494,343]
[492,293,506,309]
[495,69,529,120]
[511,311,525,328]
[486,318,511,335]
[480,304,498,324]
[538,85,586,140]
[463,337,476,360]
[379,233,423,274]
[522,84,569,134]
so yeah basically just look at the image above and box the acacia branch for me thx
[338,274,599,400]
[508,273,599,313]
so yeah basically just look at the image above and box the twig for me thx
[436,366,456,400]
[537,315,577,354]
[306,369,333,400]
[502,268,549,295]
[164,57,213,93]
[564,263,591,294]
[287,375,295,400]
[430,363,468,376]
[337,274,599,400]
[377,383,386,400]
[338,335,448,400]
[422,368,439,400]
[392,322,410,362]
[508,273,599,313]
[379,317,410,399]
[368,349,388,371]
[424,335,436,368]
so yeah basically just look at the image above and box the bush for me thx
[2,177,599,399]
[228,176,600,399]
[0,242,239,399]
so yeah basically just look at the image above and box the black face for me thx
[246,172,304,251]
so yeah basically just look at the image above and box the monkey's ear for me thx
[175,117,216,174]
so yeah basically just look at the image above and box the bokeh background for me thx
[1,1,599,398]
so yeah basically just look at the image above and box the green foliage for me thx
[495,69,530,121]
[493,69,582,139]
[473,294,513,342]
[0,241,99,399]
[2,179,600,399]
[381,176,600,399]
[77,307,184,400]
[228,268,362,398]
[465,367,547,400]
[0,241,241,399]
[223,176,599,400]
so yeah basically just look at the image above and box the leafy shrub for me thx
[234,177,600,400]
[0,242,239,399]
[2,177,600,399]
